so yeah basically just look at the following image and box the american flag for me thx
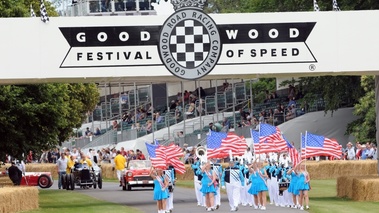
[145,143,167,169]
[301,132,342,159]
[283,135,300,167]
[222,132,247,156]
[207,131,228,159]
[313,0,320,11]
[207,131,247,158]
[251,129,276,154]
[40,0,49,23]
[30,4,36,17]
[145,143,186,174]
[333,0,341,11]
[259,124,288,152]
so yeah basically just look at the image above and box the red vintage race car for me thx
[0,171,53,188]
[121,160,154,191]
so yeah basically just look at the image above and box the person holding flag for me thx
[150,166,169,213]
[200,161,217,212]
[248,159,268,210]
[287,161,301,209]
[296,160,310,210]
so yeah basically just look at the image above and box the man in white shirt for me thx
[56,153,68,189]
[279,153,291,168]
[366,143,375,159]
[345,142,356,160]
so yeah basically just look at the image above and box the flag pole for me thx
[305,131,308,169]
[300,132,303,164]
[258,124,261,161]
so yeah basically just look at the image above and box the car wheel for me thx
[38,175,51,189]
[97,173,102,189]
[70,174,75,190]
[127,184,132,191]
[65,174,70,190]
[61,174,66,189]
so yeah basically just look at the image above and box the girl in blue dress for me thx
[287,162,300,209]
[297,163,310,210]
[200,161,217,212]
[150,166,169,213]
[248,159,268,210]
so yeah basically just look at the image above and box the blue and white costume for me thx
[248,168,268,195]
[221,164,245,211]
[211,163,222,208]
[200,170,217,195]
[164,167,175,212]
[296,171,310,191]
[153,176,169,201]
[191,161,204,206]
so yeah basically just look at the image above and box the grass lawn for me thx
[176,179,379,213]
[24,190,142,213]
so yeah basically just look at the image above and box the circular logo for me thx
[158,9,222,80]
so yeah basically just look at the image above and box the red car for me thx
[122,160,154,191]
[0,171,53,188]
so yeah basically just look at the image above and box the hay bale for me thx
[0,186,39,213]
[352,176,379,201]
[337,176,354,198]
[99,163,116,179]
[337,175,379,201]
[305,160,377,180]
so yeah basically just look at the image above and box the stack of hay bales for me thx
[100,164,117,179]
[337,175,379,201]
[5,160,376,181]
[0,186,39,213]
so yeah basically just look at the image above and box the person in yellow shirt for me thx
[66,155,75,174]
[114,150,126,187]
[80,154,93,168]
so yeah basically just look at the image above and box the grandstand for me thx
[62,78,351,156]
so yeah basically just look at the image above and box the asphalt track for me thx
[49,181,308,213]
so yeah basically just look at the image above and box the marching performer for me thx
[211,159,222,209]
[287,162,300,209]
[191,157,205,207]
[165,164,176,212]
[248,159,268,210]
[266,160,279,206]
[200,161,217,212]
[150,166,169,213]
[296,161,310,210]
[221,160,245,212]
[240,160,251,207]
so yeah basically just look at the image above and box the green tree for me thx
[0,83,99,160]
[346,76,376,143]
[0,0,58,18]
[246,78,276,104]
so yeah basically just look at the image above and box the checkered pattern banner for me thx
[333,0,341,11]
[40,0,49,23]
[30,4,36,17]
[170,20,210,68]
[313,0,320,11]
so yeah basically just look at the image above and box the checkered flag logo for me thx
[313,0,320,12]
[169,20,210,68]
[333,0,341,11]
[40,0,50,23]
[30,4,36,17]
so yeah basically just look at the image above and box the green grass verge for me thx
[176,179,379,213]
[24,190,142,213]
[308,179,379,213]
